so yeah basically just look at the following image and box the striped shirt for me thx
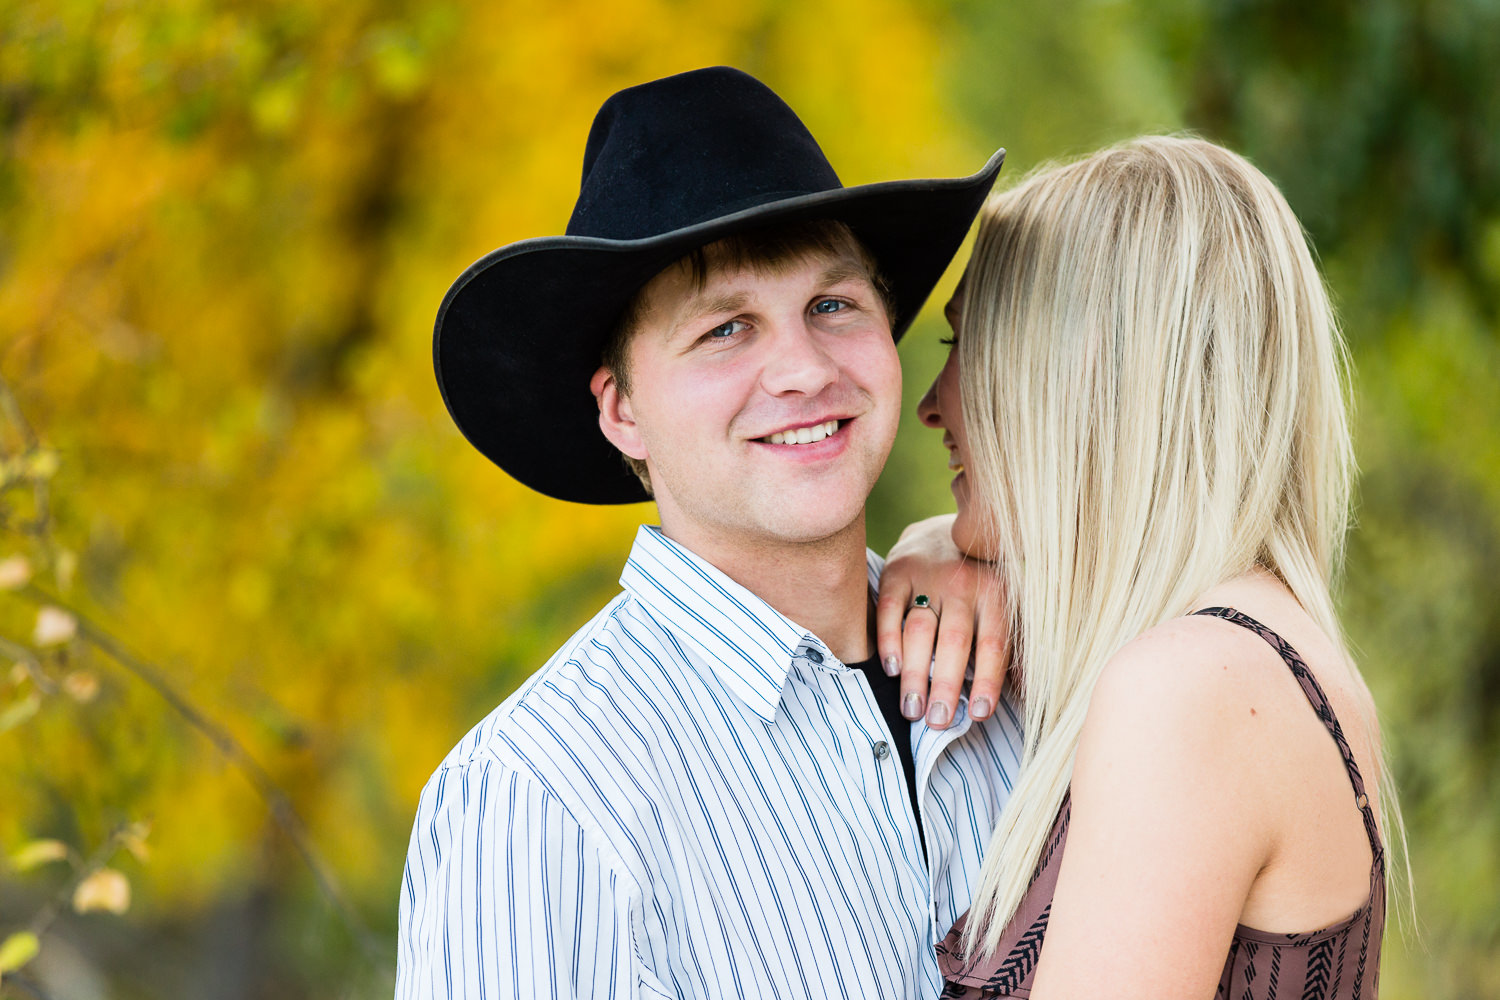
[397,525,1024,999]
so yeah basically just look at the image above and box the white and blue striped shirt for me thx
[397,525,1023,999]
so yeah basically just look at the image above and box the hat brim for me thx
[435,149,1005,504]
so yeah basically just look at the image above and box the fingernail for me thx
[883,656,900,677]
[926,700,951,727]
[969,696,992,720]
[901,692,925,721]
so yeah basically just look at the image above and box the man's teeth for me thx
[765,420,840,446]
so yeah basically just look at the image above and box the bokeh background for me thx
[1,0,1496,997]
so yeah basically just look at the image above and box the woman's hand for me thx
[875,514,1011,729]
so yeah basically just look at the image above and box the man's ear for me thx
[590,366,649,460]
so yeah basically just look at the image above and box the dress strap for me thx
[1190,607,1385,872]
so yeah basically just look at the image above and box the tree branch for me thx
[15,586,387,969]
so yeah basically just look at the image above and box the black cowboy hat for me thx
[434,66,1004,504]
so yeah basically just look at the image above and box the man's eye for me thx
[812,299,846,314]
[706,319,748,339]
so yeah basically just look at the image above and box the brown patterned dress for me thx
[936,607,1386,999]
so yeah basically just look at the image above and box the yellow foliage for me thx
[8,839,69,872]
[0,0,978,946]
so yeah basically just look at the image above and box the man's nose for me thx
[761,320,840,396]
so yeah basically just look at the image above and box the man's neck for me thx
[656,516,874,664]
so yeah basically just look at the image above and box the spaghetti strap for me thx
[1191,606,1385,873]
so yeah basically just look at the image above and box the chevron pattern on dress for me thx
[1218,937,1240,999]
[1352,896,1373,1000]
[1301,937,1335,999]
[1239,939,1260,1000]
[1268,944,1283,1000]
[1330,927,1348,998]
[985,903,1051,991]
[1028,802,1070,884]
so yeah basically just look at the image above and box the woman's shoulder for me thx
[1089,573,1364,730]
[1086,610,1288,739]
[1076,585,1379,828]
[1076,595,1355,812]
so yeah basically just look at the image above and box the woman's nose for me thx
[916,360,948,428]
[917,377,942,427]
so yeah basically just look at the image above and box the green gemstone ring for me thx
[911,594,931,610]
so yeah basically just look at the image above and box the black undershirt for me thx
[845,653,927,860]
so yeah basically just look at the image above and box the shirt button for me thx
[805,648,824,664]
[872,740,891,761]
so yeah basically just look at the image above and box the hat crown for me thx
[566,67,842,241]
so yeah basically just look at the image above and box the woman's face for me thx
[917,276,993,559]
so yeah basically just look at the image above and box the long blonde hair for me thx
[957,135,1406,953]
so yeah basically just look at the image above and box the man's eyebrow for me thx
[817,263,872,288]
[668,262,873,337]
[692,290,749,317]
[671,290,748,336]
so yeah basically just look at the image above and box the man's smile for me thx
[755,418,843,446]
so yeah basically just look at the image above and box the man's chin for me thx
[651,468,877,553]
[750,496,869,549]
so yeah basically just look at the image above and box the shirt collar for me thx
[619,526,881,722]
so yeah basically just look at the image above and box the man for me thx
[398,66,1022,999]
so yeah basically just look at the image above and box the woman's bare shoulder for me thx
[1085,613,1286,735]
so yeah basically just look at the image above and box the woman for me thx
[885,136,1403,998]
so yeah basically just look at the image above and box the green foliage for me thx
[920,1,1500,995]
[0,932,39,975]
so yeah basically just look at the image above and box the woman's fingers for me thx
[923,599,976,729]
[968,596,1011,721]
[877,514,961,679]
[899,602,939,721]
[875,577,913,678]
[877,513,1014,728]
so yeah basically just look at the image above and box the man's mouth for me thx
[757,419,842,446]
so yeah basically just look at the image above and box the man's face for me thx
[594,249,902,556]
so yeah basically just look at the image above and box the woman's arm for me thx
[1029,618,1276,999]
[875,514,1011,728]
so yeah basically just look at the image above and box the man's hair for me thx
[599,219,895,495]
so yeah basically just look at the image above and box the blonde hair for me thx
[957,135,1408,953]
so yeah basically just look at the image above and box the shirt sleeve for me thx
[396,755,670,1000]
